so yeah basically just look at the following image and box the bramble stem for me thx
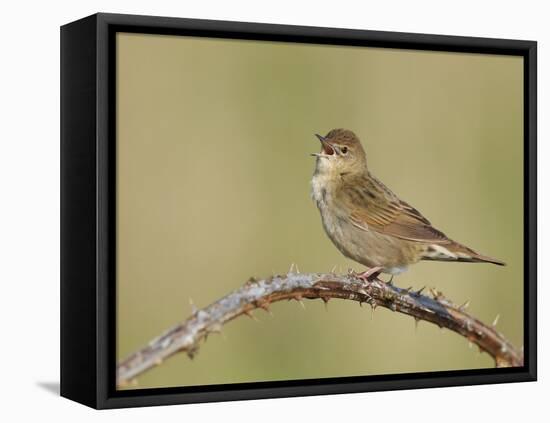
[117,272,523,387]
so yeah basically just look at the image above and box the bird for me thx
[310,128,505,281]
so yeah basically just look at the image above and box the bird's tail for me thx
[422,242,506,266]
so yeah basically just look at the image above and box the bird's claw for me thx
[354,267,383,284]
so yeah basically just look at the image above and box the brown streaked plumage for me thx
[310,128,505,277]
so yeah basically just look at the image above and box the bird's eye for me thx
[341,146,348,154]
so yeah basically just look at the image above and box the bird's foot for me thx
[355,267,383,283]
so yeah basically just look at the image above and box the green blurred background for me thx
[116,33,523,389]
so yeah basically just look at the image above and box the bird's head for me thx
[312,128,367,176]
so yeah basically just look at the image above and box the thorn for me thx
[288,263,295,274]
[295,263,300,274]
[257,300,273,316]
[331,265,337,274]
[387,275,394,285]
[186,345,199,359]
[208,323,222,334]
[405,286,413,293]
[189,298,198,315]
[429,287,443,300]
[414,317,420,331]
[245,276,258,285]
[414,286,426,296]
[492,314,500,327]
[321,296,330,311]
[244,309,260,322]
[459,300,470,311]
[370,302,377,320]
[297,299,306,310]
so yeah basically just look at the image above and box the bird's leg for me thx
[355,266,383,283]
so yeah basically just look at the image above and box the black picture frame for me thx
[60,12,537,409]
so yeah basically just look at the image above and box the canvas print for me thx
[115,33,524,390]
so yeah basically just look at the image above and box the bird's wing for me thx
[338,176,450,244]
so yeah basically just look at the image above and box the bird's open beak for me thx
[312,133,335,157]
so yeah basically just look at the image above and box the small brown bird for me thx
[310,128,505,281]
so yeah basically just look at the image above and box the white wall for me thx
[1,0,546,421]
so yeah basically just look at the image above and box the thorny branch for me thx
[117,272,523,387]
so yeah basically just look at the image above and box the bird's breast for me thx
[310,173,330,208]
[311,174,348,244]
[311,173,340,223]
